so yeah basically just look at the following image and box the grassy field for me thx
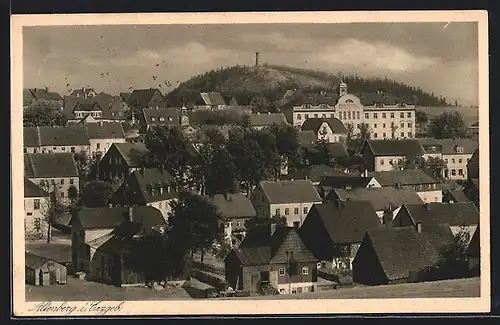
[219,277,481,300]
[26,277,193,301]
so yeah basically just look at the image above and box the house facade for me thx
[361,139,425,172]
[224,225,318,294]
[25,252,67,286]
[139,106,182,133]
[248,113,288,130]
[98,142,148,182]
[24,178,50,238]
[86,122,127,157]
[250,180,322,227]
[23,126,91,154]
[192,92,227,110]
[300,117,348,143]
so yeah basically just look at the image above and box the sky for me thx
[23,22,479,106]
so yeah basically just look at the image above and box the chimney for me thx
[293,221,300,231]
[270,222,277,236]
[363,169,368,177]
[417,222,423,233]
[128,206,134,222]
[255,52,260,67]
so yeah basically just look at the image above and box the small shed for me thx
[25,251,67,286]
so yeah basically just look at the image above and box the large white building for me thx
[281,81,416,139]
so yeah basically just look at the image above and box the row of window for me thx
[380,158,403,166]
[367,122,412,129]
[24,147,78,153]
[448,169,465,176]
[39,178,75,187]
[278,266,309,276]
[150,116,173,122]
[445,158,469,164]
[275,207,308,216]
[365,112,412,119]
[75,111,102,118]
[372,132,412,139]
[296,113,334,120]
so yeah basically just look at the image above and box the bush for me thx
[258,281,279,295]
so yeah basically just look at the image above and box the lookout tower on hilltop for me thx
[255,52,260,67]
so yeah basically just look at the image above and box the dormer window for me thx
[456,146,464,153]
[168,117,173,121]
[375,103,384,108]
[159,117,165,121]
[159,187,164,195]
[346,99,354,103]
[166,186,170,193]
[151,117,156,122]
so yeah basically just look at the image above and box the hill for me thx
[165,64,450,109]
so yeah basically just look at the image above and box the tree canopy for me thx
[429,112,467,139]
[23,102,68,127]
[80,180,115,208]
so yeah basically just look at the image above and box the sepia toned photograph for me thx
[11,11,490,316]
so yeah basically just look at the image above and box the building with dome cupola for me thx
[280,81,416,140]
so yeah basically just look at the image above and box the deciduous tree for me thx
[23,102,68,127]
[429,112,467,139]
[80,180,115,207]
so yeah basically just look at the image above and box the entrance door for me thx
[39,269,43,286]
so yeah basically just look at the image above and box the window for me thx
[400,132,405,137]
[348,111,352,119]
[391,113,395,118]
[51,179,55,185]
[260,271,269,283]
[159,117,165,121]
[279,268,285,276]
[400,122,405,128]
[70,178,74,185]
[302,267,309,275]
[382,113,386,118]
[159,201,162,209]
[34,218,41,231]
[33,148,37,153]
[374,113,378,119]
[383,133,387,138]
[71,147,75,153]
[374,124,377,128]
[60,179,64,185]
[380,159,384,165]
[451,169,456,176]
[389,160,393,165]
[459,158,463,163]
[60,192,65,198]
[467,158,470,163]
[408,132,412,137]
[275,208,281,216]
[322,114,327,118]
[357,124,360,128]
[343,112,347,119]
[357,112,360,119]
[285,208,289,215]
[374,133,378,138]
[452,158,456,163]
[297,114,302,120]
[445,159,448,164]
[304,114,309,119]
[408,123,412,128]
[459,169,464,176]
[407,112,412,118]
[53,147,57,151]
[34,199,40,210]
[400,113,404,118]
[314,114,318,118]
[27,212,32,216]
[23,148,27,153]
[303,206,308,214]
[151,117,156,122]
[331,114,335,118]
[365,113,369,119]
[294,207,299,214]
[97,143,101,149]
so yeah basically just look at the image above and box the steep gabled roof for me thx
[24,178,49,197]
[368,169,438,186]
[283,91,339,107]
[37,125,90,146]
[73,102,102,112]
[418,138,478,155]
[63,93,114,118]
[127,88,165,109]
[23,127,41,147]
[25,251,52,269]
[363,226,442,281]
[403,202,479,227]
[249,113,288,127]
[297,130,317,146]
[301,142,349,158]
[259,180,322,204]
[307,200,381,244]
[301,117,348,134]
[142,107,180,127]
[196,92,227,106]
[86,122,125,140]
[319,175,375,189]
[112,142,148,166]
[330,187,423,211]
[365,139,425,157]
[24,153,79,178]
[202,194,256,219]
[286,164,348,183]
[355,92,407,106]
[74,206,165,230]
[115,168,177,204]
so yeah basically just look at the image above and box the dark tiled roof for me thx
[25,251,51,269]
[232,247,272,266]
[445,190,470,203]
[74,102,102,112]
[119,92,131,101]
[403,202,479,227]
[75,206,165,230]
[63,93,114,118]
[418,138,478,155]
[24,178,49,197]
[86,122,125,139]
[249,113,288,127]
[365,139,425,156]
[368,169,438,186]
[127,88,165,109]
[196,92,227,106]
[24,153,79,178]
[355,92,407,106]
[287,164,348,183]
[70,88,97,97]
[284,91,339,107]
[418,223,455,253]
[319,175,374,189]
[38,125,90,146]
[297,130,317,146]
[23,127,40,147]
[301,117,348,134]
[27,88,63,102]
[116,168,177,204]
[113,142,148,166]
[259,180,322,204]
[467,227,480,257]
[330,187,423,211]
[202,194,256,219]
[364,226,442,281]
[142,107,180,127]
[302,142,349,158]
[308,200,381,244]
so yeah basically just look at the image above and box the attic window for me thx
[168,117,173,121]
[346,99,353,103]
[151,117,156,122]
[456,146,464,153]
[159,117,165,121]
[431,146,436,152]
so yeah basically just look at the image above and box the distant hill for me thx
[165,64,450,108]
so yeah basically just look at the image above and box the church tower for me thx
[339,80,348,97]
[180,105,189,127]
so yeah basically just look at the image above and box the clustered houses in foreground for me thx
[23,83,481,294]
